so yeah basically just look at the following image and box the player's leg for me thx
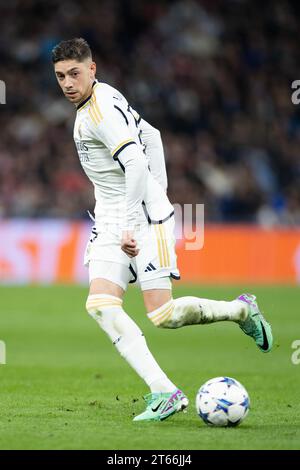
[141,217,250,325]
[129,278,187,422]
[144,284,249,326]
[140,217,272,353]
[128,225,188,422]
[86,260,177,399]
[143,282,272,352]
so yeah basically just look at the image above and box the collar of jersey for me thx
[76,80,97,111]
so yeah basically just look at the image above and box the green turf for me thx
[0,284,299,450]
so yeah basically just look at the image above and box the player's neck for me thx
[76,80,96,108]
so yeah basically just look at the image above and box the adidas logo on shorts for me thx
[144,263,156,272]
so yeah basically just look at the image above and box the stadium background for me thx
[0,0,300,451]
[1,0,300,283]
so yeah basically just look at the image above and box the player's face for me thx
[54,59,96,105]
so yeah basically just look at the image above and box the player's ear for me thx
[90,61,96,79]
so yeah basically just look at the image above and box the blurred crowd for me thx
[1,0,300,225]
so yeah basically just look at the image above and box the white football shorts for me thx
[84,216,180,291]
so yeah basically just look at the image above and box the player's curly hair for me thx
[51,38,92,63]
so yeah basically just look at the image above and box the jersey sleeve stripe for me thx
[112,139,136,159]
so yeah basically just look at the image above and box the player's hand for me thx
[121,230,139,258]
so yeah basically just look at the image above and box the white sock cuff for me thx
[147,299,174,326]
[86,294,122,313]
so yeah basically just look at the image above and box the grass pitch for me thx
[0,284,299,450]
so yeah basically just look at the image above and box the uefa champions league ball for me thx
[196,377,250,427]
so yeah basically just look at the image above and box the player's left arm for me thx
[116,143,147,257]
[139,118,168,192]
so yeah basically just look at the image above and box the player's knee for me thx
[86,294,142,339]
[86,294,122,320]
[147,299,175,328]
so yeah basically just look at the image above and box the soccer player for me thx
[52,38,273,422]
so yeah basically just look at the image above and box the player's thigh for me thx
[88,259,131,298]
[89,277,125,298]
[85,229,131,298]
[143,287,172,312]
[137,218,179,312]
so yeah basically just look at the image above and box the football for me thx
[196,376,250,427]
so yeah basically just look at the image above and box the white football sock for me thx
[147,297,248,328]
[115,334,176,393]
[86,294,176,393]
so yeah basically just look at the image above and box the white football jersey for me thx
[73,80,174,228]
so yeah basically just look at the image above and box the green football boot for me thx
[237,293,273,353]
[133,389,189,422]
